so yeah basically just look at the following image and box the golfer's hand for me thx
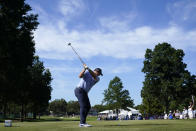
[83,64,88,70]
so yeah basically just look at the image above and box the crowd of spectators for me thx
[164,102,195,120]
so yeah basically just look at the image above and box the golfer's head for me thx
[94,68,103,76]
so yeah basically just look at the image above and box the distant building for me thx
[98,107,140,120]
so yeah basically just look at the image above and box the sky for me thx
[26,0,196,106]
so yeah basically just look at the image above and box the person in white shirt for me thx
[75,64,103,127]
[182,107,188,119]
[175,110,180,119]
[188,102,194,119]
[164,111,168,119]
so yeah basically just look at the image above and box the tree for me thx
[49,99,67,116]
[181,74,196,109]
[92,104,107,113]
[0,0,38,119]
[28,56,52,119]
[66,101,80,116]
[102,76,134,116]
[141,43,194,115]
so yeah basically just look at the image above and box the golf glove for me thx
[84,65,89,70]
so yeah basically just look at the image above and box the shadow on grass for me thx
[0,116,97,123]
[25,118,80,122]
[0,118,80,123]
[104,123,169,127]
[4,125,21,127]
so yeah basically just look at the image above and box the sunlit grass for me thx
[0,117,196,131]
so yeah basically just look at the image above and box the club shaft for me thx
[69,45,85,65]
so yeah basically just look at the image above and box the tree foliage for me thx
[66,101,80,115]
[28,56,52,119]
[0,0,38,118]
[141,43,196,115]
[0,0,52,120]
[92,104,108,113]
[103,76,134,116]
[49,99,67,116]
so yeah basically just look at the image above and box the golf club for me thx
[67,43,86,65]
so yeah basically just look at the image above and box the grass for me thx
[0,116,196,131]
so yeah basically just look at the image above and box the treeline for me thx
[49,77,135,117]
[139,43,196,116]
[48,99,79,116]
[48,99,105,116]
[0,0,52,121]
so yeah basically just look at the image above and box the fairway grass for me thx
[0,119,196,131]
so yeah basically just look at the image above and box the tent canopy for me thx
[127,107,139,114]
[99,110,112,114]
[99,107,140,116]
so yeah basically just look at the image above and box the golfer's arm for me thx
[79,69,86,78]
[88,68,97,80]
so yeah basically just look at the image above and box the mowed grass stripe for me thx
[0,120,196,131]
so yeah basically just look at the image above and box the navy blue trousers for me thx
[74,87,91,124]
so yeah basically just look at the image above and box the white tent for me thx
[127,107,140,115]
[99,110,117,118]
[119,109,128,118]
[119,108,140,116]
[118,108,140,119]
[99,107,140,118]
[99,110,112,114]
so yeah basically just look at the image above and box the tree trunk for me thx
[3,102,7,118]
[33,112,37,119]
[20,104,24,122]
[24,112,27,119]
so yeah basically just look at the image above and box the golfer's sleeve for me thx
[83,70,88,79]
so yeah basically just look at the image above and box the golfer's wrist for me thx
[84,65,88,70]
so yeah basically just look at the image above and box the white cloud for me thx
[34,21,196,60]
[99,16,130,32]
[28,2,51,23]
[51,77,76,100]
[58,0,85,18]
[47,65,81,73]
[29,0,196,106]
[111,65,133,74]
[99,11,137,32]
[167,0,196,25]
[47,64,79,100]
[32,0,196,61]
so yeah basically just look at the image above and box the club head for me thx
[68,43,71,46]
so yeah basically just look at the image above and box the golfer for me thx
[74,64,102,127]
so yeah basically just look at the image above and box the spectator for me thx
[188,102,194,119]
[182,107,188,119]
[175,110,180,119]
[164,112,168,119]
[169,111,173,120]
